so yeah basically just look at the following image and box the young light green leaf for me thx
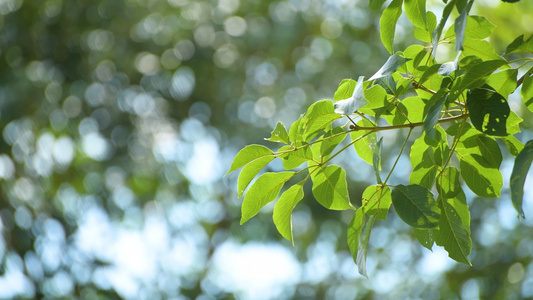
[449,59,507,100]
[460,159,502,198]
[301,100,341,141]
[273,180,306,242]
[369,0,387,10]
[318,127,347,160]
[510,140,533,219]
[334,76,367,115]
[265,121,290,144]
[410,127,449,189]
[311,165,353,210]
[237,156,275,197]
[521,73,533,112]
[379,0,403,54]
[369,55,411,81]
[277,144,313,170]
[228,144,274,174]
[356,214,376,278]
[373,137,383,184]
[334,79,357,102]
[462,39,501,61]
[414,228,434,250]
[351,119,378,166]
[466,86,510,136]
[241,172,295,224]
[289,114,304,143]
[437,167,461,198]
[362,185,392,220]
[348,209,364,271]
[392,184,440,228]
[503,136,525,157]
[404,0,426,29]
[486,69,517,98]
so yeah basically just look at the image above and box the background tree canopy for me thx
[0,0,532,299]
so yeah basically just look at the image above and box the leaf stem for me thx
[355,113,469,132]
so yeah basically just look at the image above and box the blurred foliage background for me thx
[0,0,532,299]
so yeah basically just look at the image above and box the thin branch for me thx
[354,113,469,132]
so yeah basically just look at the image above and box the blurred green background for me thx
[0,0,532,299]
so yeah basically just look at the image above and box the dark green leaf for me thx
[467,86,510,136]
[510,140,533,219]
[370,55,411,80]
[379,0,404,54]
[505,34,533,54]
[265,121,290,144]
[392,184,440,228]
[414,228,434,250]
[424,90,448,139]
[273,180,306,242]
[311,165,354,210]
[228,144,274,174]
[241,172,295,224]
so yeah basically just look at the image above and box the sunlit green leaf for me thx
[444,15,495,41]
[462,39,501,61]
[486,69,517,98]
[241,172,295,224]
[503,136,525,157]
[317,127,347,161]
[311,165,353,210]
[431,0,457,56]
[380,0,403,54]
[351,119,378,166]
[356,214,375,278]
[369,0,387,10]
[301,100,341,141]
[437,167,460,198]
[453,0,472,51]
[521,73,533,112]
[410,128,449,189]
[505,34,533,54]
[404,0,426,29]
[237,156,275,197]
[362,185,392,220]
[289,114,304,143]
[424,90,447,140]
[334,79,357,101]
[450,59,507,100]
[265,121,290,144]
[348,209,364,271]
[228,144,274,174]
[510,140,533,219]
[392,184,440,228]
[277,144,313,170]
[273,180,306,242]
[467,86,510,136]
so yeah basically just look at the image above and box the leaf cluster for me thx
[229,0,533,276]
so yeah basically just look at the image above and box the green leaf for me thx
[505,34,533,54]
[370,55,411,80]
[444,15,494,40]
[414,11,436,42]
[311,165,353,210]
[241,172,295,224]
[431,0,457,56]
[434,190,472,265]
[277,144,313,170]
[289,114,304,143]
[521,73,533,112]
[356,214,375,278]
[273,180,305,242]
[424,90,447,139]
[318,127,347,160]
[301,100,341,141]
[351,119,378,165]
[414,228,434,250]
[437,167,461,198]
[228,144,274,174]
[237,156,275,197]
[334,79,357,102]
[265,122,290,144]
[486,69,517,98]
[404,0,426,29]
[462,39,501,61]
[348,209,364,271]
[373,137,383,183]
[503,136,525,157]
[362,185,392,220]
[369,0,387,10]
[466,86,510,136]
[379,0,403,54]
[392,184,440,228]
[510,140,533,219]
[410,128,449,189]
[334,76,367,115]
[460,159,502,198]
[450,59,507,100]
[453,0,472,51]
